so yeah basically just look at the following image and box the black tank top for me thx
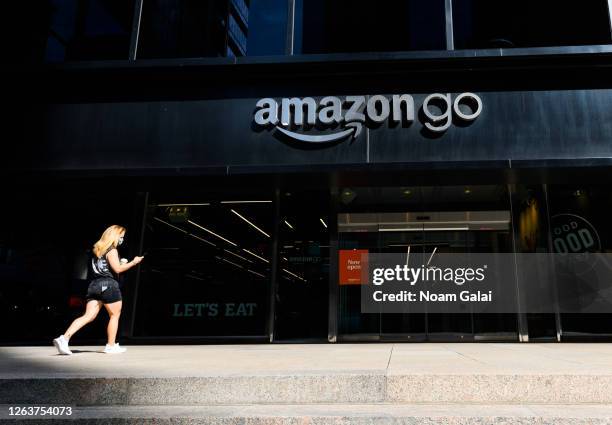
[91,248,115,278]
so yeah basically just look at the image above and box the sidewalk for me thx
[2,342,612,378]
[2,343,612,423]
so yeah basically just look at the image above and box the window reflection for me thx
[138,0,229,59]
[138,0,287,58]
[453,0,611,49]
[45,0,135,62]
[246,0,288,55]
[294,0,446,54]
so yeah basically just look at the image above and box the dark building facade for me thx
[3,0,612,344]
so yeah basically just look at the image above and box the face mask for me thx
[118,236,124,246]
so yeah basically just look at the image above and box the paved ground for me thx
[3,344,612,422]
[1,343,612,378]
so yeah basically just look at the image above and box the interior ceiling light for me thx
[215,256,244,270]
[185,274,206,281]
[380,227,469,232]
[157,203,210,207]
[188,233,216,247]
[284,220,294,230]
[154,217,218,246]
[340,189,357,205]
[188,220,237,246]
[243,248,270,263]
[223,249,253,263]
[220,200,273,204]
[230,209,270,238]
[282,268,306,282]
[153,217,188,234]
[246,269,266,278]
[320,218,328,228]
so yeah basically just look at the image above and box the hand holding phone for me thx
[133,255,145,265]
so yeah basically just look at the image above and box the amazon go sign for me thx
[254,93,482,144]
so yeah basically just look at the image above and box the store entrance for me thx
[337,185,519,342]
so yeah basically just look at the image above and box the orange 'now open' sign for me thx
[339,249,369,285]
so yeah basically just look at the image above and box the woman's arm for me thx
[106,249,143,274]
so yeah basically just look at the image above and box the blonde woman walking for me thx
[53,225,144,355]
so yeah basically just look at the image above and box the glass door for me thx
[337,185,518,342]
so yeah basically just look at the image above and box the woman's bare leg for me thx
[64,300,102,341]
[104,301,122,345]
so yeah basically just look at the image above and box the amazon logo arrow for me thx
[275,120,363,144]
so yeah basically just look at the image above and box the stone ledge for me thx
[3,374,612,405]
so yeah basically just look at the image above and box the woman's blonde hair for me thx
[93,225,126,258]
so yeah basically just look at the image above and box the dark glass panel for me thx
[138,0,288,58]
[0,186,137,343]
[453,0,611,49]
[138,0,229,58]
[245,0,288,55]
[45,0,135,62]
[274,189,330,341]
[294,0,446,54]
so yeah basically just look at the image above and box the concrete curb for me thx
[3,374,612,405]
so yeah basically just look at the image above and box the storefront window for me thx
[293,0,446,55]
[45,0,136,62]
[547,185,612,338]
[274,189,330,341]
[134,192,274,337]
[453,0,611,49]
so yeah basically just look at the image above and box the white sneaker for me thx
[104,343,127,354]
[53,335,72,355]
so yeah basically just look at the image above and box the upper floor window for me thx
[23,0,612,63]
[453,0,612,49]
[45,0,135,62]
[293,0,447,54]
[137,0,288,59]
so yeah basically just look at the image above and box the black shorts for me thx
[86,277,122,304]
